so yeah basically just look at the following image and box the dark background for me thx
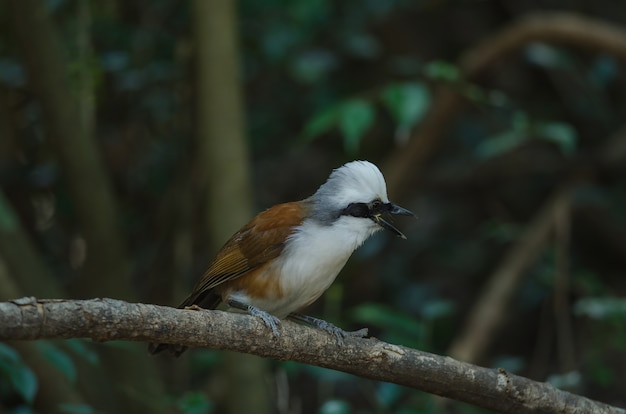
[1,0,626,413]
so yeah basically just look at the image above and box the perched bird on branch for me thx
[149,161,414,356]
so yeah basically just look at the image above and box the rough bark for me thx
[1,297,624,414]
[0,260,86,412]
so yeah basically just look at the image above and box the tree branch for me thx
[1,298,623,414]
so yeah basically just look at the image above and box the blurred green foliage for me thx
[304,81,431,154]
[381,82,430,141]
[176,391,213,414]
[35,342,77,384]
[477,112,578,159]
[0,343,37,406]
[1,0,626,413]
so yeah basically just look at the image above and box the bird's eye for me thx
[370,199,383,211]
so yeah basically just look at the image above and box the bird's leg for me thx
[288,313,368,345]
[227,299,281,336]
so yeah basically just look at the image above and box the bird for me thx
[149,160,414,356]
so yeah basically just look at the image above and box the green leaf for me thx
[511,111,530,132]
[0,191,19,232]
[303,106,340,140]
[546,371,582,390]
[0,344,38,404]
[476,130,524,159]
[319,399,351,414]
[343,33,381,59]
[589,55,618,88]
[376,382,403,408]
[11,365,38,404]
[58,404,96,414]
[302,98,375,154]
[463,84,486,103]
[574,297,626,319]
[290,50,337,84]
[176,391,213,414]
[420,300,455,321]
[491,356,525,374]
[423,60,460,82]
[36,342,76,383]
[480,220,521,242]
[535,122,577,156]
[525,43,572,69]
[589,360,615,386]
[338,99,375,155]
[0,342,20,363]
[64,340,99,365]
[381,82,430,130]
[476,111,531,159]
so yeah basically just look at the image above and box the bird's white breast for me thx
[237,216,380,318]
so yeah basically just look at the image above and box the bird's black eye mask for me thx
[341,199,415,238]
[342,202,371,218]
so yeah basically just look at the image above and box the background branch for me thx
[447,184,573,364]
[385,12,626,197]
[1,298,623,414]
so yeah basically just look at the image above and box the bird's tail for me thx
[148,291,222,356]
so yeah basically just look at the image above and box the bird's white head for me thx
[308,160,414,240]
[316,160,389,206]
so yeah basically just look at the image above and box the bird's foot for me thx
[227,299,281,336]
[314,319,366,346]
[247,305,282,336]
[288,313,368,346]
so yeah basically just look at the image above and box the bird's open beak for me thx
[373,203,416,239]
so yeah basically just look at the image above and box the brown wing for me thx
[178,202,308,307]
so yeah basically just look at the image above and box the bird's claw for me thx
[287,312,368,346]
[248,306,282,336]
[226,299,282,337]
[313,319,368,346]
[346,327,369,338]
